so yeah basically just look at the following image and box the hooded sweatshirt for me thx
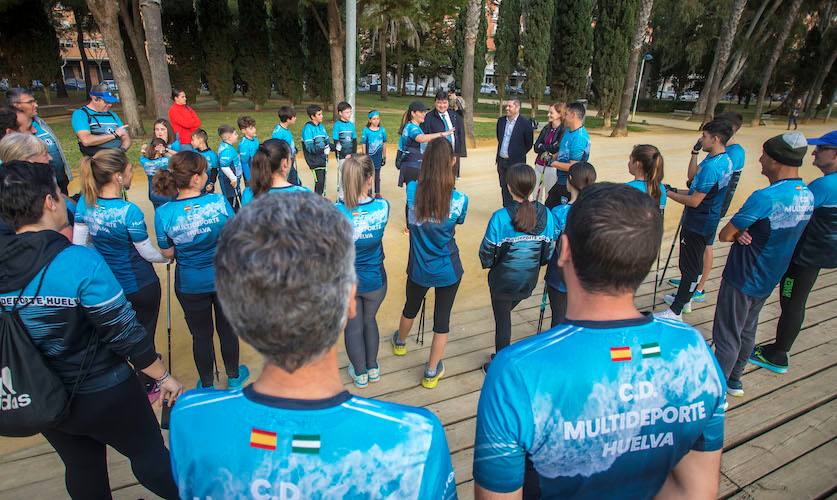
[0,230,156,393]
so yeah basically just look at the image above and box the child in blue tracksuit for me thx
[361,110,387,197]
[271,105,301,186]
[140,137,173,209]
[333,101,357,200]
[301,104,330,196]
[191,128,219,193]
[237,116,258,184]
[217,124,242,211]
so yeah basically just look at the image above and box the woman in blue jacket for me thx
[480,163,556,369]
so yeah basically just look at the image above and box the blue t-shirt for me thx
[473,316,727,497]
[406,181,468,287]
[71,105,124,150]
[238,135,259,183]
[683,152,733,237]
[195,147,219,182]
[556,125,591,185]
[271,124,297,154]
[241,184,311,206]
[544,203,571,292]
[170,386,456,499]
[75,196,158,295]
[793,171,837,269]
[723,178,814,298]
[32,118,67,179]
[154,193,233,294]
[301,122,329,168]
[626,180,667,210]
[399,122,425,169]
[726,143,745,172]
[332,119,357,158]
[336,198,390,293]
[361,126,387,168]
[218,141,242,199]
[139,155,169,177]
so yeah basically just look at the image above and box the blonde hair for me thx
[80,149,130,208]
[0,132,47,163]
[341,155,375,209]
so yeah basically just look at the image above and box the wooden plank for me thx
[112,484,162,500]
[721,400,837,497]
[456,480,474,500]
[0,443,54,465]
[728,439,837,500]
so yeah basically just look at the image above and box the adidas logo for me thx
[0,366,31,411]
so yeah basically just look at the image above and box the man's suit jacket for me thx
[422,109,467,157]
[496,115,534,165]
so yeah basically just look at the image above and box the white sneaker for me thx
[654,308,683,321]
[347,364,368,388]
[664,294,692,313]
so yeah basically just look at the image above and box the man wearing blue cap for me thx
[71,83,131,156]
[750,130,837,374]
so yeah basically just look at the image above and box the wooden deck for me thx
[2,240,836,499]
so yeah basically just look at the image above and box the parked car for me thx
[480,83,498,95]
[679,91,699,102]
[405,82,425,95]
[544,86,551,96]
[505,84,524,95]
[64,78,86,90]
[358,82,370,92]
[101,79,118,91]
[387,84,397,93]
[659,90,676,100]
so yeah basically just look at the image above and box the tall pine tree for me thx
[522,0,554,117]
[237,0,272,109]
[303,4,332,105]
[548,0,593,102]
[453,0,487,92]
[163,0,202,101]
[0,0,62,104]
[271,0,305,103]
[592,0,638,127]
[197,0,235,110]
[493,0,522,103]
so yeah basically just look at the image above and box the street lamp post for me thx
[345,0,357,113]
[631,53,653,122]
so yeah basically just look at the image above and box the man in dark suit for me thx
[422,89,468,178]
[496,98,534,206]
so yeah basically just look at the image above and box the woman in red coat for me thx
[167,88,201,151]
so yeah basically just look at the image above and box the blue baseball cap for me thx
[807,130,837,147]
[368,110,380,119]
[90,84,119,104]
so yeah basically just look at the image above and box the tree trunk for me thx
[118,0,155,116]
[462,0,481,148]
[603,111,612,129]
[73,7,93,91]
[379,26,388,101]
[612,0,654,137]
[327,0,345,119]
[139,0,173,119]
[692,53,719,117]
[803,45,837,121]
[752,0,802,126]
[395,41,403,95]
[718,0,781,99]
[702,0,748,125]
[56,68,68,98]
[86,0,144,136]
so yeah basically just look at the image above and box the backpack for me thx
[77,106,119,157]
[0,259,97,437]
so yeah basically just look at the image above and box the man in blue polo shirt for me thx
[546,101,590,207]
[657,120,733,321]
[474,184,726,499]
[71,83,131,156]
[170,193,456,499]
[713,132,814,397]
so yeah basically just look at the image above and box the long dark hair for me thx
[415,138,455,222]
[507,163,538,233]
[568,161,597,192]
[153,151,207,198]
[251,139,292,197]
[630,145,664,203]
[153,118,176,144]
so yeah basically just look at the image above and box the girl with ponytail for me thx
[153,151,249,389]
[240,138,310,206]
[479,163,557,366]
[73,148,169,401]
[335,155,390,388]
[627,144,666,211]
[141,137,174,209]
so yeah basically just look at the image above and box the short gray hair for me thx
[0,132,47,163]
[215,192,356,372]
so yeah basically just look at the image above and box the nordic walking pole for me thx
[416,297,426,345]
[651,208,665,311]
[536,285,548,334]
[658,217,682,287]
[166,263,172,373]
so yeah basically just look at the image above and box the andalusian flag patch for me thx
[292,434,321,454]
[250,428,277,450]
[610,346,632,362]
[641,342,661,358]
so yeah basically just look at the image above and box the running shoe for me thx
[654,308,683,322]
[668,278,681,287]
[691,290,706,303]
[391,331,407,356]
[727,378,744,397]
[146,384,161,404]
[421,361,445,389]
[227,365,251,389]
[347,364,369,388]
[367,367,381,382]
[196,380,214,390]
[748,346,789,374]
[481,354,496,375]
[664,294,692,313]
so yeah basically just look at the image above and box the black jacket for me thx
[533,123,565,165]
[422,109,467,157]
[496,115,534,165]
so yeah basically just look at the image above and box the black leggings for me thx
[42,376,178,500]
[548,285,567,328]
[671,229,708,314]
[344,283,387,374]
[403,279,461,334]
[491,298,522,353]
[374,168,382,195]
[126,281,161,390]
[312,167,326,195]
[175,290,240,386]
[774,262,821,354]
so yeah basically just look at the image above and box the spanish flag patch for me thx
[610,346,632,362]
[250,428,277,450]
